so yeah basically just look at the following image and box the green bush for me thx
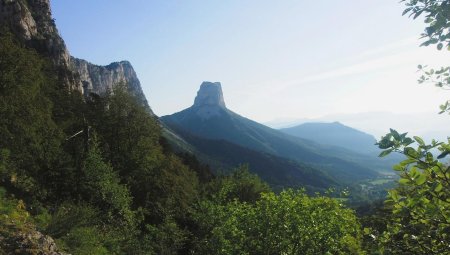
[194,189,364,254]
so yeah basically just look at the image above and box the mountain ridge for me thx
[70,57,150,109]
[0,0,149,108]
[162,82,380,184]
[163,124,338,191]
[280,122,379,155]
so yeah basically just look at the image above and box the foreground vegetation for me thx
[1,0,449,254]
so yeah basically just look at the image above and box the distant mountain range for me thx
[161,82,388,189]
[279,121,403,174]
[266,112,450,142]
[280,122,378,155]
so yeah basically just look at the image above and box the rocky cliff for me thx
[1,226,68,255]
[0,0,150,109]
[192,81,227,119]
[70,57,150,109]
[194,82,226,108]
[0,0,80,91]
[0,0,70,66]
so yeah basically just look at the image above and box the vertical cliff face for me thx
[0,0,151,110]
[0,0,80,90]
[194,82,226,108]
[70,57,150,110]
[191,81,227,119]
[0,0,69,68]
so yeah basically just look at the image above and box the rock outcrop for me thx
[0,0,150,107]
[0,0,70,67]
[194,82,226,108]
[0,0,81,91]
[1,228,69,255]
[0,214,69,255]
[192,81,227,119]
[70,57,150,109]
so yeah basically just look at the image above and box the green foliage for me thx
[91,84,200,227]
[80,138,135,226]
[0,32,64,198]
[0,149,10,184]
[417,65,450,114]
[366,3,450,253]
[375,130,450,254]
[45,203,100,239]
[45,203,118,254]
[401,0,450,50]
[403,1,450,115]
[144,217,189,255]
[207,165,271,203]
[177,152,214,183]
[0,187,31,230]
[194,189,364,255]
[59,227,110,255]
[369,4,450,253]
[95,82,161,175]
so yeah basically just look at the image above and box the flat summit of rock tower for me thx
[193,81,226,109]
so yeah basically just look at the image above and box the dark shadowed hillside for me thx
[164,124,338,191]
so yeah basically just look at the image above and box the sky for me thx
[51,1,449,138]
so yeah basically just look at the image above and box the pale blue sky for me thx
[51,1,449,137]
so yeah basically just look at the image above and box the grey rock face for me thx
[0,0,37,39]
[0,0,151,108]
[0,0,70,67]
[194,82,226,108]
[0,0,80,91]
[192,82,227,119]
[1,227,69,255]
[70,57,150,110]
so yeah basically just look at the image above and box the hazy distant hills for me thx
[280,122,378,155]
[267,111,450,142]
[279,121,403,174]
[161,82,381,187]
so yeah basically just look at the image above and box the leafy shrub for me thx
[194,189,363,255]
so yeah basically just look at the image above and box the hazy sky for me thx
[51,1,449,135]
